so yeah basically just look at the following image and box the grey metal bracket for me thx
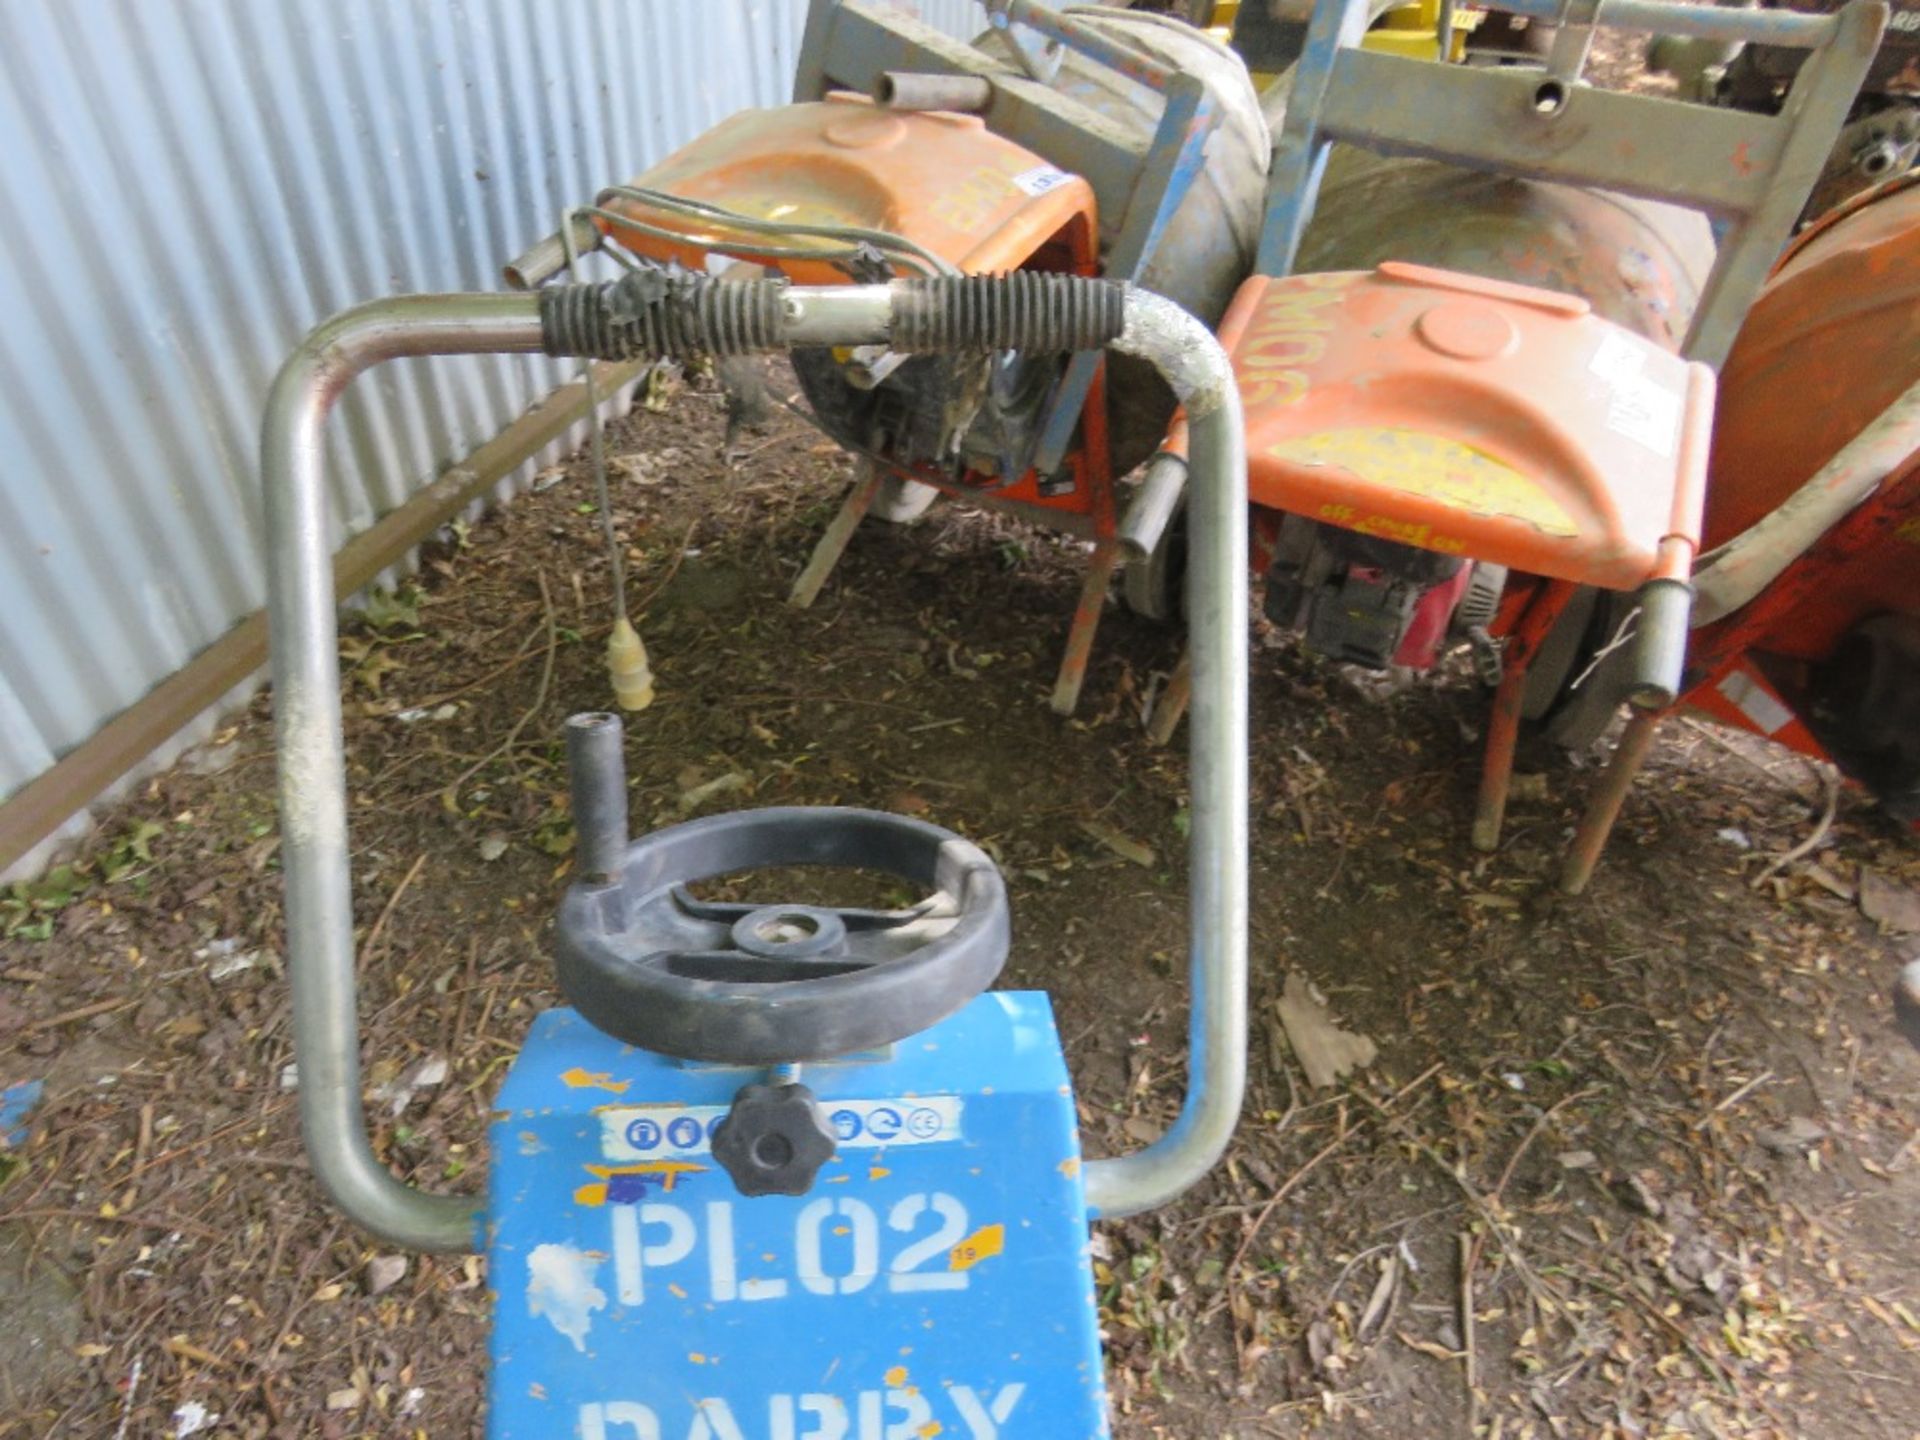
[1261,0,1889,367]
[797,1,1151,251]
[1029,73,1221,476]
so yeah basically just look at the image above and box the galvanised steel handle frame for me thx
[264,279,1246,1249]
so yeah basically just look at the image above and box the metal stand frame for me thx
[1264,0,1887,369]
[1472,579,1578,852]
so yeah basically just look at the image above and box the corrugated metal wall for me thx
[0,0,1008,869]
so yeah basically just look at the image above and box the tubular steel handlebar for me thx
[266,282,1247,1248]
[1087,294,1248,1219]
[266,294,548,1252]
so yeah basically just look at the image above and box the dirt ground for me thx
[2,368,1917,1440]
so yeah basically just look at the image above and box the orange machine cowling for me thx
[1217,263,1715,593]
[1700,174,1920,663]
[597,93,1097,280]
[586,89,1121,716]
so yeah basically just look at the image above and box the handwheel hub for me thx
[729,905,847,959]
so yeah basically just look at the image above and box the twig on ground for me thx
[1692,1068,1775,1130]
[20,997,137,1036]
[1751,764,1840,888]
[1493,1086,1603,1204]
[0,1207,224,1242]
[1214,1063,1443,1310]
[1576,1270,1745,1404]
[357,850,428,973]
[1679,715,1819,799]
[1460,1231,1480,1432]
[111,1356,143,1440]
[1358,1089,1566,1330]
[266,1220,345,1361]
[125,1100,295,1181]
[396,612,549,712]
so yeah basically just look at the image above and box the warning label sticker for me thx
[1588,330,1681,458]
[1011,164,1074,197]
[601,1096,965,1161]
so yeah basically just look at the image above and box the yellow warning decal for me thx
[947,1224,1005,1272]
[559,1067,630,1095]
[1267,428,1578,538]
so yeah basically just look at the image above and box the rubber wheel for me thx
[1520,588,1636,753]
[870,471,940,525]
[1122,502,1188,623]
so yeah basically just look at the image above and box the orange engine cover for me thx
[1219,263,1714,591]
[596,93,1097,282]
[1706,174,1920,659]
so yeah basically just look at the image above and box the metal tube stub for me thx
[1630,576,1693,709]
[874,71,994,112]
[1118,451,1188,562]
[566,712,629,886]
[503,213,604,290]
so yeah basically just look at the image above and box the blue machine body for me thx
[487,992,1108,1439]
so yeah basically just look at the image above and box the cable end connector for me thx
[607,617,655,712]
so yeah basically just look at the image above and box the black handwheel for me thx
[555,807,1010,1064]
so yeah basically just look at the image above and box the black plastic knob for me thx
[710,1082,838,1197]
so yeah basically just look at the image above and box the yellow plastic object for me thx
[606,617,655,712]
[1361,0,1477,62]
[1221,0,1475,84]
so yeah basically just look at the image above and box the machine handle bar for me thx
[266,278,1247,1248]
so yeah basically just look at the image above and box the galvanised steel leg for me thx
[789,462,884,609]
[1559,705,1665,894]
[1051,538,1123,715]
[1473,578,1578,853]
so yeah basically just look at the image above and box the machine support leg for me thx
[1051,538,1122,715]
[790,464,884,609]
[1473,579,1578,853]
[1146,647,1192,747]
[1559,705,1664,895]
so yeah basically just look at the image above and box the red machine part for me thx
[1684,174,1920,822]
[1700,174,1920,654]
[1392,566,1473,667]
